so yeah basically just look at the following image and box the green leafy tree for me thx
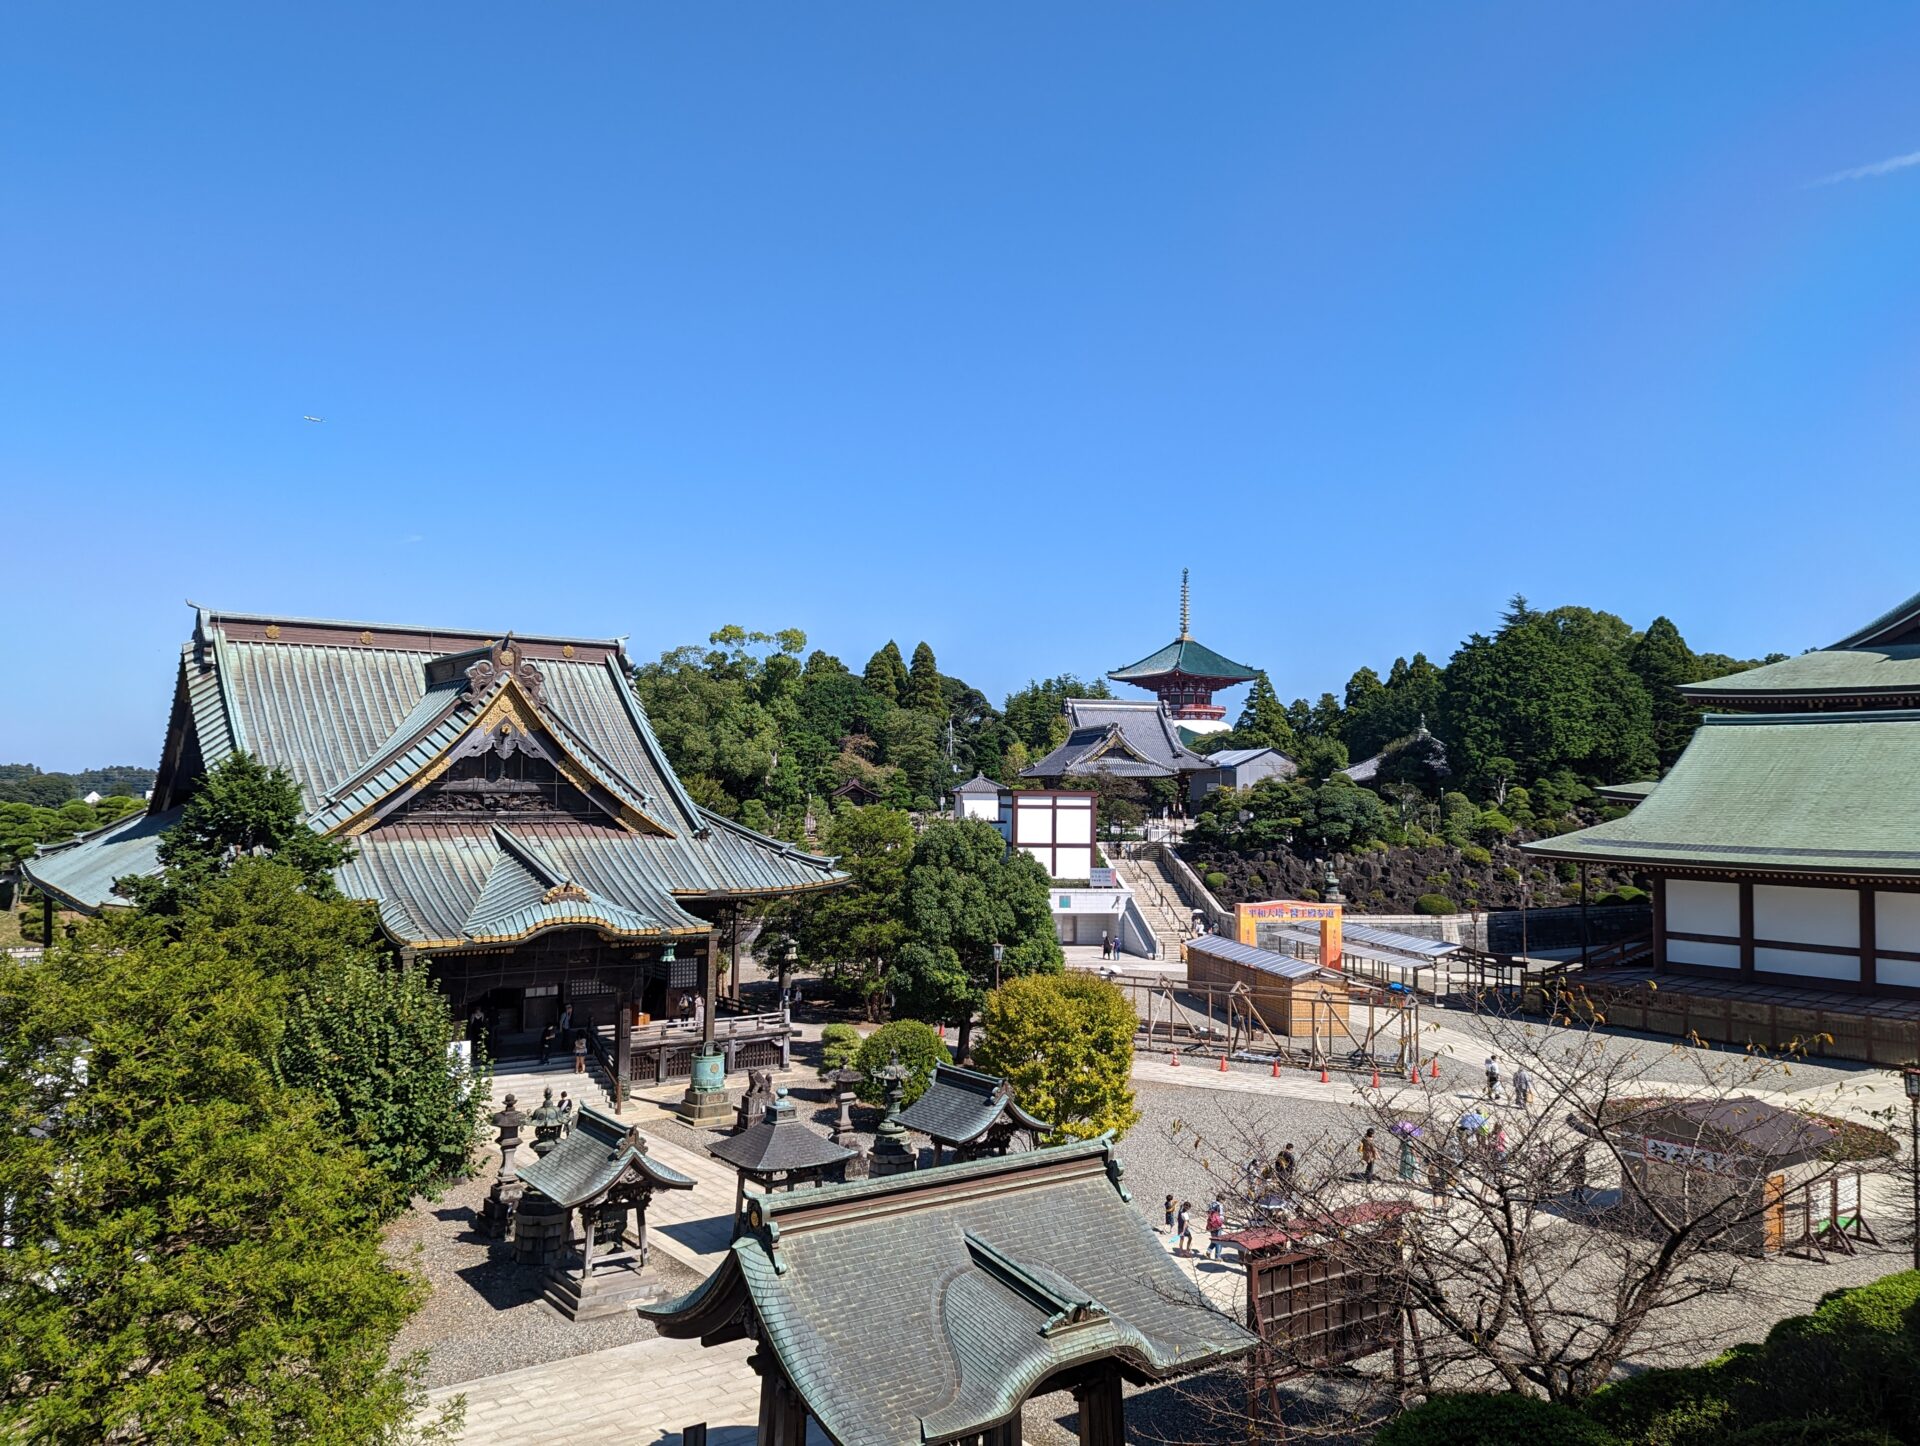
[1002,675,1111,754]
[279,955,489,1212]
[0,917,445,1443]
[977,972,1140,1141]
[785,806,913,1019]
[908,641,943,713]
[892,818,1063,1057]
[120,751,350,912]
[852,1019,951,1107]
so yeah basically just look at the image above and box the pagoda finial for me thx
[1179,568,1191,641]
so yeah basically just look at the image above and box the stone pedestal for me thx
[677,1045,734,1127]
[870,1116,916,1177]
[476,1179,523,1238]
[542,1259,668,1321]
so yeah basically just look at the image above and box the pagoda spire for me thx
[1179,568,1191,641]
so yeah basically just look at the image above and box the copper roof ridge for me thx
[200,605,620,652]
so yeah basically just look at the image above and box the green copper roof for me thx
[516,1104,695,1208]
[1833,589,1920,649]
[1109,635,1259,685]
[1681,645,1920,706]
[24,607,847,936]
[1524,710,1920,876]
[641,1138,1256,1446]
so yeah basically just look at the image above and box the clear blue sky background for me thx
[5,4,1919,770]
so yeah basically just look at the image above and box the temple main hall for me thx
[25,607,846,1060]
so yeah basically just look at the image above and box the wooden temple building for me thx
[641,1137,1258,1445]
[22,607,847,1088]
[1526,588,1920,1061]
[1105,568,1260,737]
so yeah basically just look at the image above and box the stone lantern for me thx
[477,1092,529,1238]
[869,1051,916,1177]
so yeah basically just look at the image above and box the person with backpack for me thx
[1206,1199,1226,1260]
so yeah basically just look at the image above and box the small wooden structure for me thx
[1186,936,1351,1037]
[514,1104,696,1319]
[1604,1097,1869,1259]
[893,1064,1054,1164]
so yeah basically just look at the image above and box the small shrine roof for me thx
[954,772,1007,795]
[708,1089,853,1177]
[1606,1096,1837,1165]
[893,1064,1052,1146]
[1523,710,1920,878]
[516,1106,696,1208]
[641,1137,1257,1446]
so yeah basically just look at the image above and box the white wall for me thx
[1753,884,1858,947]
[1878,959,1920,989]
[1667,879,1738,938]
[1876,892,1920,953]
[1052,846,1094,879]
[1669,938,1741,969]
[1753,946,1859,981]
[1056,802,1093,844]
[957,794,1002,822]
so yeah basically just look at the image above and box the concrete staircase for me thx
[1114,848,1193,963]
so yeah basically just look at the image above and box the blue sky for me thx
[4,4,1919,770]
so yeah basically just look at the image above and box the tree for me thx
[784,806,913,1019]
[1629,616,1702,769]
[977,972,1140,1141]
[863,641,910,705]
[120,751,351,913]
[1003,675,1111,754]
[851,1019,951,1107]
[279,953,489,1211]
[892,818,1063,1057]
[1168,1009,1890,1421]
[1234,672,1299,755]
[908,641,943,713]
[0,914,446,1443]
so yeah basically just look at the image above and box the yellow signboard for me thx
[1236,899,1344,969]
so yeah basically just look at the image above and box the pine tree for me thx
[1233,672,1299,755]
[908,641,943,713]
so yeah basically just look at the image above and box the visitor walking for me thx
[1397,1130,1417,1182]
[1176,1200,1195,1256]
[558,1091,576,1136]
[572,1030,587,1074]
[1513,1063,1533,1110]
[1358,1128,1378,1184]
[1164,1193,1176,1231]
[1484,1054,1501,1100]
[1206,1199,1226,1259]
[1274,1143,1297,1206]
[539,1022,557,1065]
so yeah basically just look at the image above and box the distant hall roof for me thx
[893,1064,1053,1146]
[1682,588,1920,710]
[1109,635,1259,686]
[1022,699,1212,779]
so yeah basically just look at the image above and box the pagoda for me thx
[1107,569,1259,733]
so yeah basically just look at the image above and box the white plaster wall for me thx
[1668,937,1740,969]
[1053,847,1094,880]
[1877,958,1920,989]
[1753,946,1860,982]
[1753,884,1858,947]
[1056,806,1093,844]
[958,795,1000,822]
[1876,892,1920,953]
[1013,803,1054,844]
[1667,879,1739,938]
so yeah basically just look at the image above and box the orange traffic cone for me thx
[1270,1058,1280,1078]
[1410,1066,1421,1084]
[1219,1052,1229,1072]
[1429,1057,1440,1079]
[1370,1066,1381,1089]
[1170,1050,1179,1067]
[1319,1065,1331,1084]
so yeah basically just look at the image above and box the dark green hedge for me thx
[1373,1392,1617,1446]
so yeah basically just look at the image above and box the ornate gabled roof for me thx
[1022,699,1212,779]
[1833,589,1920,650]
[1679,590,1920,711]
[22,607,847,937]
[954,773,1006,796]
[1108,636,1260,686]
[707,1089,853,1178]
[1523,710,1920,877]
[516,1104,696,1208]
[893,1065,1052,1147]
[640,1137,1257,1446]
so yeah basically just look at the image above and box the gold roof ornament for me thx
[264,623,281,640]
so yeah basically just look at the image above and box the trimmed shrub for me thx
[1720,1420,1899,1446]
[817,1023,863,1076]
[1585,1359,1743,1445]
[1204,871,1227,891]
[852,1019,951,1107]
[1375,1393,1617,1446]
[1461,844,1493,866]
[1415,893,1457,916]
